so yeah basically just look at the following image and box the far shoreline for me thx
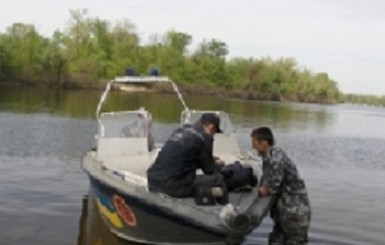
[0,80,339,106]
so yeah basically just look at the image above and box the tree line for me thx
[0,9,382,105]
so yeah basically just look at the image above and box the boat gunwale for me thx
[82,151,230,236]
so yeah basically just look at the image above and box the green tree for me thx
[0,9,360,105]
[40,30,67,85]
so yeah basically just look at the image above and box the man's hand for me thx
[214,157,225,167]
[258,186,269,197]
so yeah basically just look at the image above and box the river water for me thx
[1,85,385,245]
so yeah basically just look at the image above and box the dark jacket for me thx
[147,122,218,197]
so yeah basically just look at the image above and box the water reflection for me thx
[225,99,332,133]
[0,85,333,132]
[77,194,134,245]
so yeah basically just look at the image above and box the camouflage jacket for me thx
[261,147,310,208]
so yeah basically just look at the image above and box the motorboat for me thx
[82,75,273,244]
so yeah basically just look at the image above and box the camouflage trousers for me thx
[268,200,311,245]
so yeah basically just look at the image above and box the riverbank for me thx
[150,83,337,104]
[70,80,338,104]
[0,80,338,105]
[4,79,385,106]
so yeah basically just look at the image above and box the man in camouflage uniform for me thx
[251,127,311,245]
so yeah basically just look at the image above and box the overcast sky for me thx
[1,0,385,95]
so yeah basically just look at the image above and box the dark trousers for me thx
[193,174,225,190]
[149,174,225,198]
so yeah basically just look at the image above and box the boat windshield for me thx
[99,110,151,138]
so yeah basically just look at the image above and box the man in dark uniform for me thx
[147,113,224,198]
[251,127,311,245]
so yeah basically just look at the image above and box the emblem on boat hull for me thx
[113,195,137,227]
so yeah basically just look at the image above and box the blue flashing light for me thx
[125,67,134,76]
[150,67,159,76]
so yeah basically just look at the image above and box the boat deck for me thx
[85,150,269,219]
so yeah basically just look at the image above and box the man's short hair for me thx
[200,113,222,133]
[251,127,275,146]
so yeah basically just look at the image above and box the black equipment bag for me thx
[220,162,258,192]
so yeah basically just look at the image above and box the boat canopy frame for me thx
[95,76,190,134]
